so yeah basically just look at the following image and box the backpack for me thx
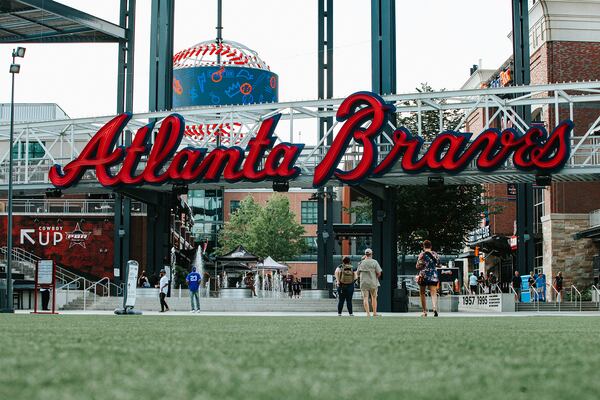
[339,264,355,285]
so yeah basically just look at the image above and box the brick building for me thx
[461,0,600,291]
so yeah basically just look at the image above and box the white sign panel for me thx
[37,260,54,285]
[457,294,514,312]
[125,260,139,308]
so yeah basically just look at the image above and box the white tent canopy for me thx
[255,256,288,270]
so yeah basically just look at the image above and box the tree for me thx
[347,84,494,266]
[216,194,307,261]
[216,196,261,255]
[249,194,307,261]
[396,83,462,141]
[394,83,489,256]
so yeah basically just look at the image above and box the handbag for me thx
[416,272,425,285]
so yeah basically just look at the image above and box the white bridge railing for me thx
[1,81,600,188]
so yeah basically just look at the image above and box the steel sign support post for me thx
[512,0,535,275]
[149,0,174,112]
[114,0,136,287]
[147,0,174,274]
[317,0,334,290]
[367,0,397,312]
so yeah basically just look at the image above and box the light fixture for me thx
[45,188,62,198]
[535,174,552,186]
[173,184,188,195]
[428,176,444,187]
[13,47,26,58]
[272,181,289,192]
[9,64,20,74]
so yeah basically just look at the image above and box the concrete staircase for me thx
[61,296,365,312]
[516,301,600,312]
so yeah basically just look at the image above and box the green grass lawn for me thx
[1,315,600,400]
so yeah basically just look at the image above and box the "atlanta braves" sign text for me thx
[49,92,572,189]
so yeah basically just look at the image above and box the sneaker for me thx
[434,310,439,317]
[338,314,342,316]
[189,310,195,313]
[195,309,201,313]
[349,314,354,316]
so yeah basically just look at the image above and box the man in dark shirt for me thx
[511,271,522,302]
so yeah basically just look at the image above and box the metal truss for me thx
[1,81,600,191]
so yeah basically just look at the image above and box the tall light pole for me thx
[2,47,25,313]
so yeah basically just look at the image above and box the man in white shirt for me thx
[157,269,170,312]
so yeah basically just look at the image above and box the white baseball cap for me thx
[364,248,373,255]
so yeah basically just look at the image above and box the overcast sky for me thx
[0,0,513,119]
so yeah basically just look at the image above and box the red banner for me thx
[0,216,114,279]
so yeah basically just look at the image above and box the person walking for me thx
[157,269,170,312]
[488,272,498,293]
[528,271,537,300]
[286,275,293,298]
[478,272,485,294]
[554,271,564,303]
[416,240,440,317]
[245,272,257,297]
[292,278,302,299]
[469,272,478,295]
[186,266,202,312]
[335,256,356,316]
[536,272,546,302]
[356,248,382,317]
[511,270,522,302]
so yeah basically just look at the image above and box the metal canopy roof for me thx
[0,0,125,43]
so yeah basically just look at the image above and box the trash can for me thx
[393,287,409,312]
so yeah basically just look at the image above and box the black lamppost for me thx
[1,47,26,313]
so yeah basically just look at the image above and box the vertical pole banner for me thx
[33,260,57,314]
[124,260,138,309]
[115,260,142,315]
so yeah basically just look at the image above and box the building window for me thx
[301,201,318,224]
[12,142,45,160]
[304,236,318,255]
[230,200,240,215]
[533,188,545,235]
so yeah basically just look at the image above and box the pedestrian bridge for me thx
[1,81,599,193]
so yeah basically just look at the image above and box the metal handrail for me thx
[509,285,519,300]
[478,283,486,295]
[571,285,582,312]
[591,285,600,311]
[56,276,86,305]
[547,283,561,312]
[490,283,502,294]
[462,283,471,295]
[529,286,540,312]
[0,198,147,215]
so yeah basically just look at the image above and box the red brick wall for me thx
[484,184,516,236]
[549,182,600,214]
[286,262,316,279]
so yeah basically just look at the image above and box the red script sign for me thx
[49,92,572,188]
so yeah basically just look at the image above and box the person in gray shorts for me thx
[356,248,382,317]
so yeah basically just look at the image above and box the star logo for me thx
[65,223,91,248]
